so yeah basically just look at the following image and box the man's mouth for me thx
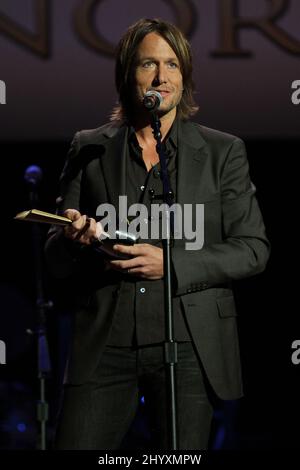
[159,91,170,97]
[154,90,171,98]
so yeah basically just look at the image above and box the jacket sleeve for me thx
[171,138,270,296]
[44,132,88,279]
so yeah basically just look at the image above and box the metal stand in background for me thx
[150,114,178,450]
[24,165,52,450]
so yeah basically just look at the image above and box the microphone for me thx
[24,165,43,186]
[143,91,163,111]
[24,165,43,206]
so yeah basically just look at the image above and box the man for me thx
[45,18,270,450]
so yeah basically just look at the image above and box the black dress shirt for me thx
[107,119,191,346]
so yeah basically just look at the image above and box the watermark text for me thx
[0,80,6,104]
[0,340,6,365]
[291,340,300,365]
[96,196,205,250]
[291,80,300,105]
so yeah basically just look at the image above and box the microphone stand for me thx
[25,167,52,450]
[150,113,178,450]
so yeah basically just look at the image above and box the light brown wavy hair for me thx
[110,18,198,123]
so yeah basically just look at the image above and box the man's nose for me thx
[154,64,167,85]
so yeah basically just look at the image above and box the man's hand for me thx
[108,244,164,280]
[63,209,104,245]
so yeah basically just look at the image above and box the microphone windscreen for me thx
[24,165,43,185]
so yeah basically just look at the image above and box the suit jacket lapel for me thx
[100,125,128,213]
[177,120,208,206]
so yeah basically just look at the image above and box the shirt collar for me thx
[128,117,178,160]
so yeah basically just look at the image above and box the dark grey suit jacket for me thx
[45,119,270,400]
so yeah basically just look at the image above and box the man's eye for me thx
[168,62,178,69]
[142,62,155,68]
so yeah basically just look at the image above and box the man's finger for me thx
[109,256,143,270]
[64,209,81,222]
[74,217,91,240]
[113,244,145,255]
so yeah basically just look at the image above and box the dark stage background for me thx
[0,0,300,451]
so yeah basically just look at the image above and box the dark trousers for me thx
[55,342,213,450]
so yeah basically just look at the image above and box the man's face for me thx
[132,32,183,118]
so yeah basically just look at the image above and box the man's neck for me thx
[134,108,177,147]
